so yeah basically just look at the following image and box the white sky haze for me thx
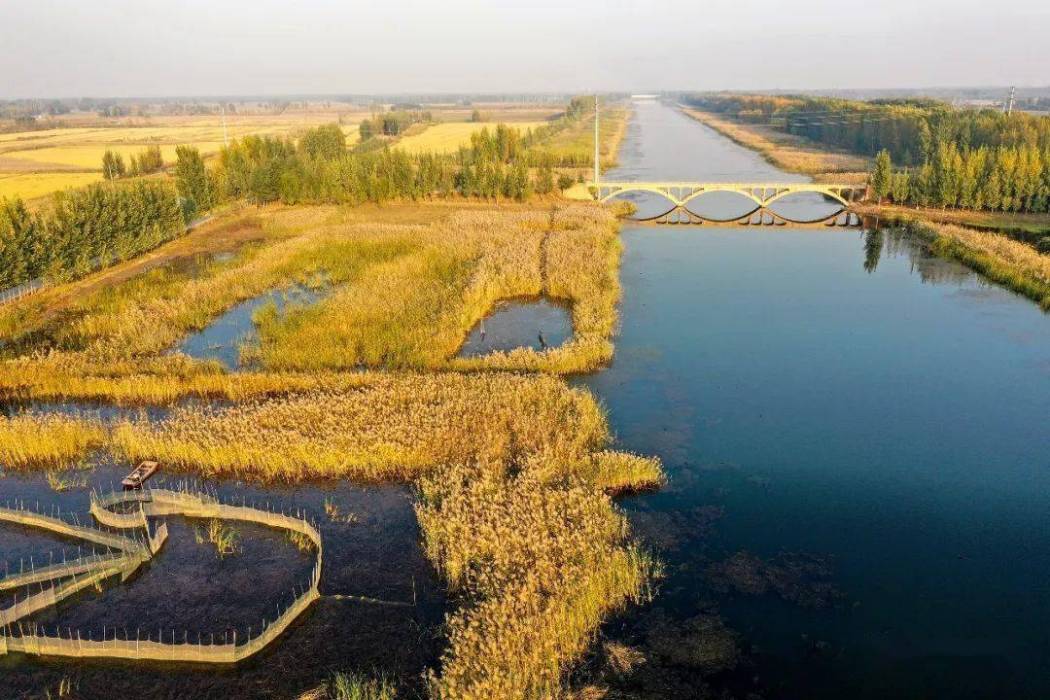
[1,0,1048,98]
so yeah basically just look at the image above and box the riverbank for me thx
[678,106,869,182]
[855,202,1050,238]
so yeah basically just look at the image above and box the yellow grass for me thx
[109,372,611,481]
[0,191,664,695]
[536,107,627,168]
[914,221,1050,309]
[395,122,546,155]
[0,414,107,468]
[0,118,360,200]
[0,201,621,382]
[417,463,656,699]
[0,172,103,200]
[3,143,222,170]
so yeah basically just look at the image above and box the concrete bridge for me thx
[591,181,867,214]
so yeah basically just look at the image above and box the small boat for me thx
[122,461,160,490]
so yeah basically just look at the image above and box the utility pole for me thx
[221,104,229,147]
[1006,86,1016,116]
[593,94,600,188]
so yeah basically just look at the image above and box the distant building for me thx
[631,94,659,102]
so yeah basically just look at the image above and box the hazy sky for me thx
[2,0,1048,98]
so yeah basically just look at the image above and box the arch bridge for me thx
[592,181,868,222]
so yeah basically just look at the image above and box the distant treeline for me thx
[173,121,563,213]
[687,93,1050,213]
[0,181,183,289]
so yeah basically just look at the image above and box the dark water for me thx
[459,297,572,356]
[581,102,1050,698]
[176,285,321,369]
[1,462,446,699]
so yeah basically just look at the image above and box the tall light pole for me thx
[593,94,600,188]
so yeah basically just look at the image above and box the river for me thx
[579,101,1050,698]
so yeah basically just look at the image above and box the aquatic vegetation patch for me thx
[705,550,844,609]
[416,463,657,699]
[0,414,106,468]
[195,518,240,558]
[1,201,623,381]
[109,373,614,482]
[911,221,1050,310]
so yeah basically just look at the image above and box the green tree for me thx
[299,123,347,160]
[871,149,892,203]
[890,170,910,204]
[535,162,554,195]
[101,150,125,180]
[173,145,213,219]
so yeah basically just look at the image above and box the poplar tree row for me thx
[0,180,183,289]
[173,121,566,213]
[870,143,1050,213]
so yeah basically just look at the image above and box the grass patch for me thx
[533,107,628,170]
[417,463,657,699]
[0,172,103,201]
[300,671,397,700]
[108,372,612,482]
[859,203,1050,238]
[0,414,106,468]
[195,518,240,558]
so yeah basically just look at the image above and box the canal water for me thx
[581,102,1050,698]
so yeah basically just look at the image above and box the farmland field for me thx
[0,172,103,199]
[0,104,567,201]
[0,110,365,200]
[395,121,547,154]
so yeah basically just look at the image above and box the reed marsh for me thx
[0,196,666,697]
[417,463,657,698]
[0,200,623,391]
[0,413,107,467]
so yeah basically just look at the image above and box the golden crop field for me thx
[0,112,363,201]
[0,172,103,200]
[395,121,546,154]
[3,143,222,169]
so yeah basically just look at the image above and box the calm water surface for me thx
[581,102,1050,698]
[459,298,572,356]
[177,285,322,369]
[1,464,445,698]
